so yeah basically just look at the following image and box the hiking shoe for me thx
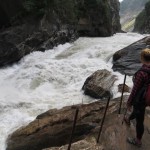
[124,117,130,126]
[127,137,142,147]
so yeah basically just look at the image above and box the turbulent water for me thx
[0,33,148,150]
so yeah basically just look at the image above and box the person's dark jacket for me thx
[127,64,150,106]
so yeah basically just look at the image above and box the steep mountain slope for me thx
[134,1,150,34]
[120,0,149,32]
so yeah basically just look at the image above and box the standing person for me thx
[124,48,150,147]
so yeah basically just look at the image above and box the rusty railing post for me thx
[67,108,79,150]
[97,96,110,143]
[118,74,127,114]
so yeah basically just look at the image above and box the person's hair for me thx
[141,48,150,63]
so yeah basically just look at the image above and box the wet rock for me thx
[0,22,78,67]
[112,36,150,75]
[82,69,117,99]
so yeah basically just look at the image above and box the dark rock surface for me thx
[82,69,117,99]
[112,36,150,75]
[77,0,121,36]
[0,40,21,67]
[0,19,77,67]
[0,0,23,28]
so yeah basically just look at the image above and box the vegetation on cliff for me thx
[120,0,149,32]
[133,1,150,34]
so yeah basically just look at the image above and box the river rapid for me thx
[0,33,148,150]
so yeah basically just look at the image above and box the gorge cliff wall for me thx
[133,1,150,34]
[0,0,121,67]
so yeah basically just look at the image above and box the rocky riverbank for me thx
[6,96,150,150]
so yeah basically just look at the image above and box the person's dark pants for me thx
[129,105,146,140]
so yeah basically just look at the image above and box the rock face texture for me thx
[0,0,121,67]
[0,0,23,28]
[0,40,21,67]
[82,69,117,99]
[134,1,150,34]
[6,97,150,150]
[77,0,121,36]
[112,36,150,75]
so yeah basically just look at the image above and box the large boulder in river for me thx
[82,69,117,99]
[112,36,150,75]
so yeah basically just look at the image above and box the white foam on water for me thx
[0,32,148,149]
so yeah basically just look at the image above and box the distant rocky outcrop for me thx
[82,69,117,99]
[120,0,149,32]
[133,1,150,34]
[0,0,121,68]
[6,97,150,150]
[77,0,121,36]
[112,36,150,75]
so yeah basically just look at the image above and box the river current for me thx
[0,32,148,150]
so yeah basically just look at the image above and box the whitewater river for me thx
[0,33,148,150]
